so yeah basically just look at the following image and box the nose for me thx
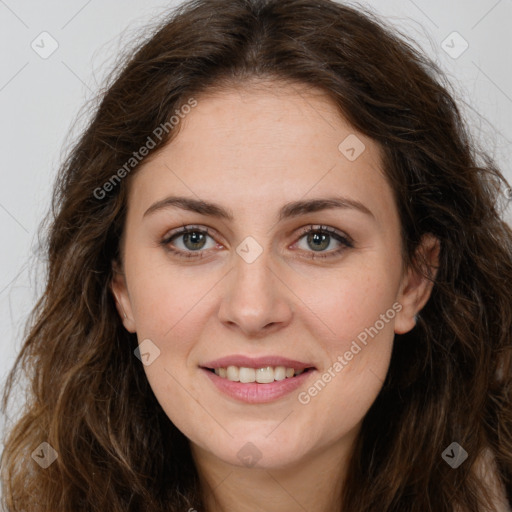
[217,247,293,338]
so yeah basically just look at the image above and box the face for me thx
[112,82,437,471]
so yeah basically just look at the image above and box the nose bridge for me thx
[218,238,292,335]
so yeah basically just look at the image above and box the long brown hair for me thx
[2,0,512,510]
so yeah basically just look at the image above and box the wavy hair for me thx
[2,0,512,510]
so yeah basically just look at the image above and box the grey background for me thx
[1,0,511,445]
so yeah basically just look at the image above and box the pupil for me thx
[308,232,329,251]
[184,232,206,250]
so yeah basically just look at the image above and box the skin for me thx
[111,81,439,512]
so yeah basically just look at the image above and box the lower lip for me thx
[201,367,315,403]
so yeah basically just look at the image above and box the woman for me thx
[2,0,511,510]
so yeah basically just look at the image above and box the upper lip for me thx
[201,355,315,370]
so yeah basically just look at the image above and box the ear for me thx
[394,233,440,335]
[110,260,137,333]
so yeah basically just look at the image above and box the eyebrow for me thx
[143,195,375,221]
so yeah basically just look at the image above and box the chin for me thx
[210,434,311,470]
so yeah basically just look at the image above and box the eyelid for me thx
[161,224,220,244]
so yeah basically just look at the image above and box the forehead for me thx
[127,82,395,227]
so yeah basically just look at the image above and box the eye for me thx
[160,224,354,260]
[292,225,354,260]
[160,225,218,259]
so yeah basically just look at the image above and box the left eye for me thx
[292,225,354,259]
[295,226,350,253]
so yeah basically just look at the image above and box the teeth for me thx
[274,366,286,381]
[212,365,309,383]
[255,367,274,384]
[239,367,256,383]
[226,365,239,381]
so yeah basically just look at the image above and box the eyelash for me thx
[160,224,354,260]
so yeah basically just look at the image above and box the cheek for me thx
[128,265,217,440]
[292,261,400,349]
[127,252,218,341]
[291,263,398,406]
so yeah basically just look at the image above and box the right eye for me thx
[161,226,220,259]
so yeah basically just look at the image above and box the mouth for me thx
[203,365,315,383]
[199,355,317,403]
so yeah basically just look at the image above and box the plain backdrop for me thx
[0,0,511,457]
